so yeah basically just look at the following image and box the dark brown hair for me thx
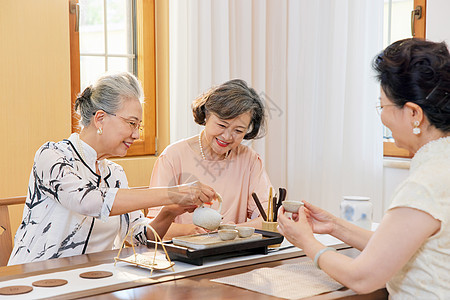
[373,38,450,133]
[192,79,266,139]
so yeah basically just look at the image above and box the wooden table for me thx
[0,245,388,299]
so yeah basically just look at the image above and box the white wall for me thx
[426,0,450,43]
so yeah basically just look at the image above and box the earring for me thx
[413,121,421,135]
[97,127,103,135]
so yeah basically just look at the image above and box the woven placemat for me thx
[211,260,343,299]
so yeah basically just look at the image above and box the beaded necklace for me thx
[198,131,207,160]
[198,131,229,161]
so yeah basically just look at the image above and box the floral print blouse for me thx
[8,134,147,265]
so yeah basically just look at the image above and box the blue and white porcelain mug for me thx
[340,196,373,230]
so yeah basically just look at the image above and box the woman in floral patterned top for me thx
[278,38,450,298]
[8,72,216,265]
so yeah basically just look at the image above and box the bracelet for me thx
[313,247,337,270]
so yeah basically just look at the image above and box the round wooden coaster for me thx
[32,279,68,287]
[0,285,33,295]
[79,271,113,279]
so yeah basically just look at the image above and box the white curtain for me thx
[169,0,385,220]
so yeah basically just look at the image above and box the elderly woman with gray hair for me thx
[8,72,216,265]
[149,79,272,238]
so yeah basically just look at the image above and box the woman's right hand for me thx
[298,201,337,235]
[158,204,198,219]
[168,181,216,206]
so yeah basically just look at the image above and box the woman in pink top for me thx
[150,79,272,238]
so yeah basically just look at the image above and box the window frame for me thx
[69,0,156,156]
[383,0,426,158]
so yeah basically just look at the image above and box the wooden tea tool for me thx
[251,192,267,221]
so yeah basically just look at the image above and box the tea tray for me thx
[148,229,284,266]
[172,232,263,250]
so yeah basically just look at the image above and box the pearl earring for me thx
[97,127,103,135]
[413,121,421,135]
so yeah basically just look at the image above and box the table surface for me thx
[0,245,388,300]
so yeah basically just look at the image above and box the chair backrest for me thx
[0,196,26,266]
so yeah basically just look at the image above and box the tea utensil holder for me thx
[114,218,175,276]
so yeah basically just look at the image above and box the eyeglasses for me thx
[92,110,144,132]
[109,113,144,132]
[375,104,396,115]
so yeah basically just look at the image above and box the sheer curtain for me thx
[169,0,385,220]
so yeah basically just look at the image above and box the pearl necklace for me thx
[198,131,229,161]
[198,131,207,160]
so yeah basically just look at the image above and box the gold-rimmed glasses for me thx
[92,110,144,132]
[108,113,144,132]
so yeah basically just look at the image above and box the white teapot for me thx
[192,193,223,231]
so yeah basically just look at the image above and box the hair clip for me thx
[425,81,441,100]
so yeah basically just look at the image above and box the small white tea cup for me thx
[218,229,238,241]
[282,200,304,213]
[236,226,255,238]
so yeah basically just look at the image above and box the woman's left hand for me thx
[277,206,316,249]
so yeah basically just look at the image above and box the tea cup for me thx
[282,200,304,213]
[218,229,238,241]
[236,226,255,238]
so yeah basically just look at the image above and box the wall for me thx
[426,0,450,44]
[0,1,72,243]
[0,0,169,245]
[0,1,71,196]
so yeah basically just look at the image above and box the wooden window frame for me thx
[69,0,156,156]
[383,0,426,158]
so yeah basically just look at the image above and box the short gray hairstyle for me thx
[75,72,144,127]
[191,79,266,140]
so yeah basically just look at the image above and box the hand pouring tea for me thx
[192,193,223,231]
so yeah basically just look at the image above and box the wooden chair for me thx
[0,196,26,266]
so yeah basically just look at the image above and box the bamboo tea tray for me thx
[172,232,263,250]
[148,229,284,265]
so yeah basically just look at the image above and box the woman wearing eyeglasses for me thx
[278,38,450,298]
[8,72,216,265]
[148,79,272,238]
